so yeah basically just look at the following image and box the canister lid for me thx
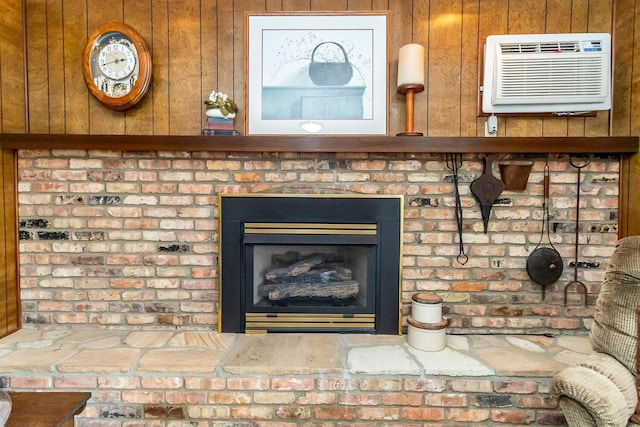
[407,315,448,330]
[411,293,443,305]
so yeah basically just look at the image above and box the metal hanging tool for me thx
[446,154,468,265]
[565,155,590,306]
[471,154,505,233]
[526,156,563,300]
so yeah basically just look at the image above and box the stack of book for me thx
[201,117,239,136]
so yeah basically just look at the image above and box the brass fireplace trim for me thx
[245,222,377,235]
[245,313,375,333]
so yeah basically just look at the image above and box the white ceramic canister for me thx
[411,292,443,323]
[406,315,447,352]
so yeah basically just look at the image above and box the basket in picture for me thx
[308,42,353,86]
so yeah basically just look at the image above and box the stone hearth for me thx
[0,327,589,425]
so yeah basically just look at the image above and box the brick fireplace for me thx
[0,141,627,425]
[15,149,620,334]
[218,194,403,334]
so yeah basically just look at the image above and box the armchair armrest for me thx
[551,353,637,427]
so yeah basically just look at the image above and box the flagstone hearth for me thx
[0,328,590,425]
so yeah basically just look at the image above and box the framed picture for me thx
[245,11,389,135]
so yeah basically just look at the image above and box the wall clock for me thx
[82,22,152,110]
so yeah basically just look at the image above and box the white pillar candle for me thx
[397,43,425,87]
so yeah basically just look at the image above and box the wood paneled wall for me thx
[0,0,26,134]
[0,0,23,336]
[1,0,634,138]
[0,149,19,338]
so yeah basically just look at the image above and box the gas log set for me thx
[259,251,360,306]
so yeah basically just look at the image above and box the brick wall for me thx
[7,373,566,425]
[16,149,620,334]
[98,376,565,425]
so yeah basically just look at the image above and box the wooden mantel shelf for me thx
[0,134,638,154]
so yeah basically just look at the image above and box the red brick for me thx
[280,160,314,170]
[517,395,559,409]
[187,405,231,419]
[184,377,225,390]
[494,380,538,394]
[452,281,487,292]
[144,405,185,419]
[405,379,447,392]
[401,407,445,421]
[244,160,277,170]
[295,392,336,405]
[254,392,297,404]
[546,318,583,329]
[351,160,387,170]
[275,406,311,419]
[425,393,467,407]
[345,183,382,193]
[382,392,423,406]
[54,313,88,323]
[314,406,357,420]
[139,159,171,169]
[232,172,262,183]
[231,405,274,419]
[227,377,270,391]
[271,378,314,391]
[34,182,68,192]
[358,378,403,391]
[140,376,183,389]
[299,172,335,182]
[208,391,252,404]
[491,409,536,424]
[450,380,493,393]
[338,393,381,406]
[122,390,164,404]
[446,408,490,422]
[165,391,207,404]
[98,376,140,389]
[110,279,144,289]
[470,317,506,328]
[452,305,487,316]
[33,159,69,169]
[10,376,52,388]
[357,407,400,420]
[389,160,422,171]
[206,160,242,170]
[317,378,358,391]
[265,172,298,182]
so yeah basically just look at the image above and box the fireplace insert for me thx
[218,194,403,334]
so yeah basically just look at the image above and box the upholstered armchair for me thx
[551,236,640,427]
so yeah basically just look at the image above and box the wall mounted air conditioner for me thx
[481,33,611,114]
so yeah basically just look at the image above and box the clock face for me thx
[82,22,152,110]
[98,42,136,80]
[90,32,139,98]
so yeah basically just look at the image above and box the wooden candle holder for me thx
[396,83,425,136]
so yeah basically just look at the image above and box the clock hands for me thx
[103,57,127,66]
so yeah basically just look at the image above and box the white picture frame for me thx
[245,11,389,135]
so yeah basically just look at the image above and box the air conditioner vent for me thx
[501,41,581,54]
[482,33,611,113]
